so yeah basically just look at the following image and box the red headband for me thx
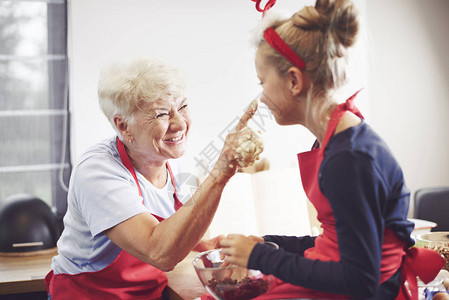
[263,27,306,70]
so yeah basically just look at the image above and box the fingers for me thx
[219,260,231,268]
[219,234,256,268]
[248,235,265,243]
[227,127,264,169]
[235,99,258,132]
[220,247,233,259]
[219,234,244,254]
[214,97,263,179]
[219,234,238,248]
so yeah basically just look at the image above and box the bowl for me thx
[193,248,275,300]
[415,232,449,271]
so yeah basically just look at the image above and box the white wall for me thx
[69,0,311,172]
[68,0,366,173]
[68,0,448,215]
[365,0,449,214]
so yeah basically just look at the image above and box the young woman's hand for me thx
[219,234,262,267]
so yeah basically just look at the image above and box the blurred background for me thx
[1,0,448,223]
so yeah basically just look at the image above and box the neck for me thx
[306,121,327,145]
[302,99,338,145]
[125,144,167,188]
[304,102,361,145]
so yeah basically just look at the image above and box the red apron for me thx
[252,93,444,299]
[45,137,183,299]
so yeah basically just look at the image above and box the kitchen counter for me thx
[0,248,56,295]
[166,251,206,299]
[0,248,205,299]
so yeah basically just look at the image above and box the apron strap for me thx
[166,162,183,211]
[116,137,183,219]
[321,90,363,149]
[345,90,364,120]
[117,137,143,197]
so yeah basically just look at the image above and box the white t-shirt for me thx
[52,137,182,275]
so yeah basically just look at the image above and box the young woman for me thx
[217,0,444,299]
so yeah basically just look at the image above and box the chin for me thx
[169,145,187,159]
[274,115,288,126]
[163,136,188,159]
[274,113,298,126]
[170,151,185,159]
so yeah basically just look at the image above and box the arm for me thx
[104,104,263,271]
[263,235,316,254]
[225,151,388,298]
[104,168,228,271]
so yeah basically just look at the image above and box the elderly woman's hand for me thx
[193,235,225,252]
[213,100,264,181]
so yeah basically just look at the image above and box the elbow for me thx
[346,272,378,298]
[143,232,179,271]
[156,263,175,272]
[144,246,179,272]
[145,252,177,272]
[352,285,377,298]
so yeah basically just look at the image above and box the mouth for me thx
[260,99,271,111]
[164,133,185,144]
[259,93,269,106]
[260,94,278,114]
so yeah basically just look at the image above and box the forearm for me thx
[108,103,262,270]
[153,103,263,260]
[147,166,229,268]
[263,235,316,254]
[249,152,388,297]
[248,244,377,297]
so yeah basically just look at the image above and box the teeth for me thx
[167,135,183,142]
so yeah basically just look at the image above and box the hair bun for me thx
[257,0,360,93]
[292,0,358,49]
[292,6,327,32]
[315,0,359,48]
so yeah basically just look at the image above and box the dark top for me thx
[248,121,414,299]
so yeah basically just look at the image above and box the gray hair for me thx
[98,56,186,138]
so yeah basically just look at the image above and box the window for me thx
[0,0,70,225]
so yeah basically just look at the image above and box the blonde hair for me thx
[256,0,359,125]
[98,57,185,137]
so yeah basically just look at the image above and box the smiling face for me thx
[127,96,191,163]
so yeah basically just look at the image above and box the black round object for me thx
[0,194,57,253]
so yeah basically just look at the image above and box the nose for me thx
[169,111,187,132]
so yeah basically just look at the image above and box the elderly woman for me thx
[45,57,263,299]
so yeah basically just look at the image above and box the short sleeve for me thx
[72,154,147,237]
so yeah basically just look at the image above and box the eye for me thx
[179,104,188,111]
[155,112,169,119]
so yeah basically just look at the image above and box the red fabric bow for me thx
[345,89,364,119]
[251,0,276,16]
[396,247,445,300]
